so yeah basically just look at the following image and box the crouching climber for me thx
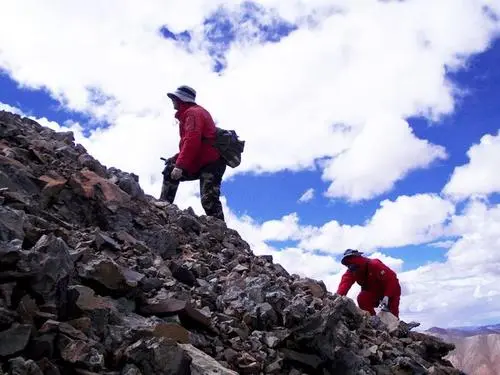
[160,85,226,221]
[336,249,401,318]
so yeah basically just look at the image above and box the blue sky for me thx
[1,1,499,329]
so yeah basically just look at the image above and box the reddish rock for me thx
[152,323,190,344]
[139,298,211,331]
[38,173,67,207]
[69,169,130,204]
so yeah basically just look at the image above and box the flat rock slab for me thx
[138,298,211,331]
[0,324,32,357]
[179,343,238,375]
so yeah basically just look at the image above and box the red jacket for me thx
[337,257,401,298]
[174,103,220,174]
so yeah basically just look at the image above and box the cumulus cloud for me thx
[298,194,455,253]
[298,188,315,203]
[323,116,447,202]
[400,200,500,328]
[0,102,23,115]
[0,0,498,202]
[443,130,500,200]
[224,193,455,256]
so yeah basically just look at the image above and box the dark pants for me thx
[160,157,226,221]
[357,290,400,318]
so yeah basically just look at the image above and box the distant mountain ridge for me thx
[428,324,500,337]
[426,324,500,375]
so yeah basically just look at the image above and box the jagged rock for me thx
[77,257,145,297]
[179,343,238,374]
[121,364,143,375]
[0,324,32,357]
[116,174,144,200]
[142,227,179,260]
[23,234,74,309]
[280,348,323,370]
[38,173,67,208]
[8,356,43,375]
[77,154,107,177]
[67,285,121,337]
[69,169,130,205]
[0,239,22,269]
[292,278,327,298]
[138,298,211,331]
[170,261,198,286]
[123,337,191,375]
[94,232,121,251]
[0,111,463,375]
[0,307,18,330]
[0,206,25,242]
[57,333,105,371]
[0,155,40,196]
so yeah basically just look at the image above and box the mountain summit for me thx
[0,110,464,374]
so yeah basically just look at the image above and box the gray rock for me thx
[124,337,191,375]
[145,228,179,259]
[0,324,32,357]
[117,175,145,200]
[0,206,25,242]
[78,257,145,296]
[179,343,238,374]
[8,357,44,375]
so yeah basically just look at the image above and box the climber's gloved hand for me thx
[379,296,389,310]
[170,167,183,180]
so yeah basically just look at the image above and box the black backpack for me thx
[204,127,245,168]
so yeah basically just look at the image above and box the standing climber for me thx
[160,85,226,221]
[336,249,401,318]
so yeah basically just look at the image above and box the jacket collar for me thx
[175,102,196,119]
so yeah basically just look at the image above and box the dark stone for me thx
[94,232,121,251]
[78,257,145,297]
[0,324,32,357]
[57,333,105,371]
[169,262,197,287]
[0,307,18,330]
[117,176,145,200]
[0,206,25,242]
[8,356,43,375]
[138,298,211,331]
[123,337,191,375]
[280,348,323,370]
[23,234,74,310]
[145,228,179,259]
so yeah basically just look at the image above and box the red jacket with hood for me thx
[174,103,220,175]
[337,256,401,298]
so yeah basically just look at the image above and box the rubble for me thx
[0,111,465,374]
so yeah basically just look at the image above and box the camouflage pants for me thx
[160,157,226,221]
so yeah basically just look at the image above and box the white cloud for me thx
[322,116,447,201]
[298,188,315,203]
[0,0,498,202]
[368,252,404,273]
[0,102,23,115]
[393,199,500,328]
[428,240,455,249]
[298,193,455,253]
[443,130,500,200]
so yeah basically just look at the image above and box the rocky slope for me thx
[427,325,500,375]
[0,110,465,374]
